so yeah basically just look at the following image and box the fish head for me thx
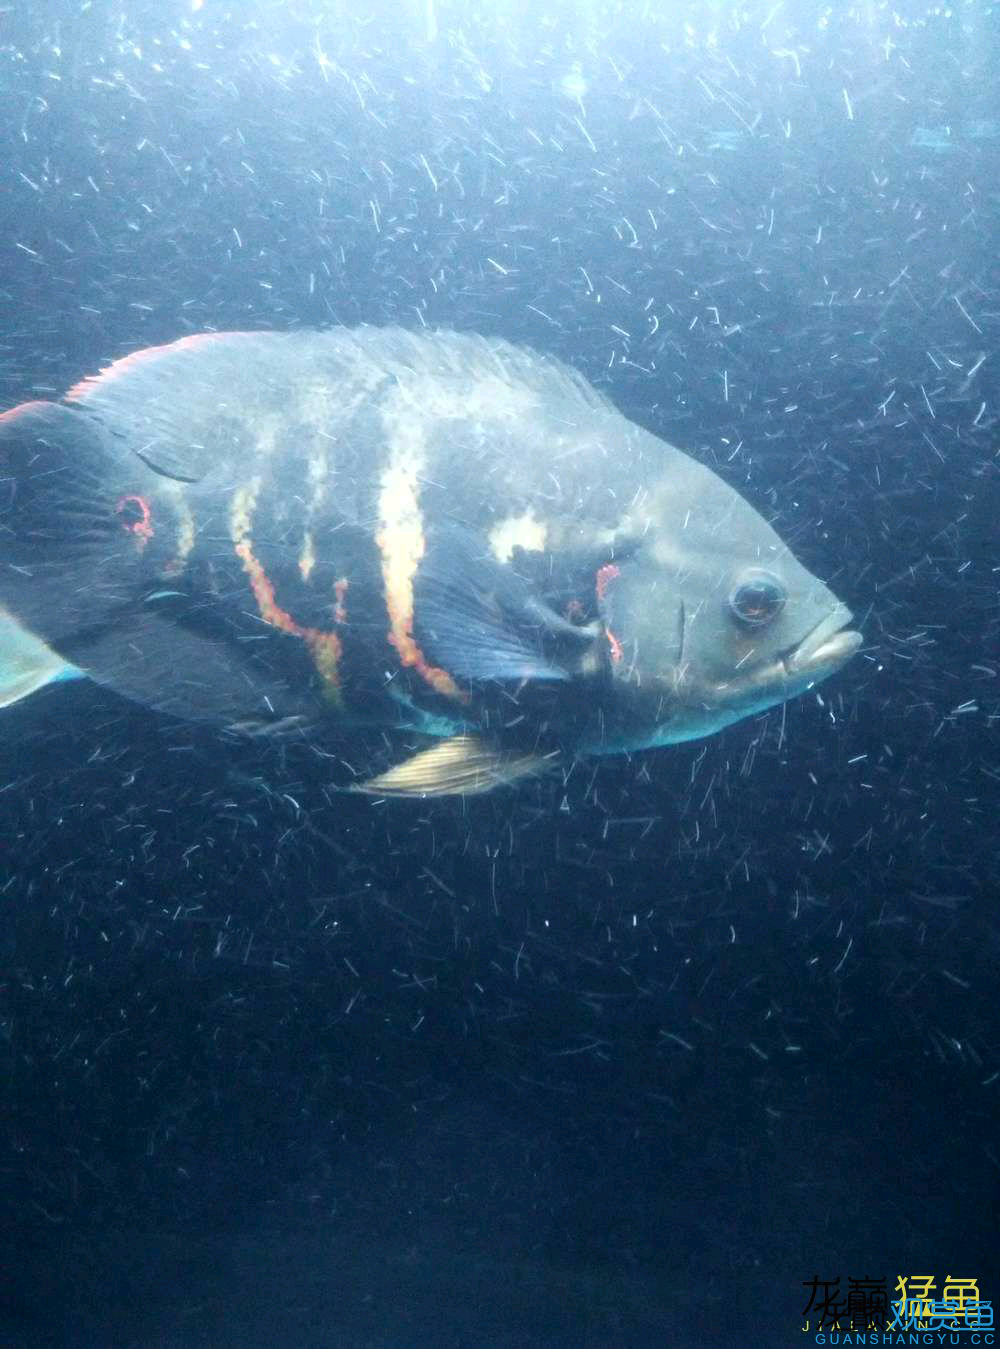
[595,448,861,749]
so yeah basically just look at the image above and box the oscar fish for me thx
[0,328,860,795]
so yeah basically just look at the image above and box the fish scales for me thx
[0,327,861,795]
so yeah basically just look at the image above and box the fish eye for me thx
[728,571,786,627]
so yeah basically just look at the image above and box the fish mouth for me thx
[783,605,862,678]
[613,602,862,752]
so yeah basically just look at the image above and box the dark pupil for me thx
[734,581,781,624]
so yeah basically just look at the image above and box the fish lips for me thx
[697,602,861,715]
[782,604,862,680]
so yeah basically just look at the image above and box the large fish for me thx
[0,329,860,795]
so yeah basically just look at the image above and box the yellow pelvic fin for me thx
[356,735,558,798]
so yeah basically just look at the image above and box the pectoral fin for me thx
[414,526,599,684]
[356,735,558,797]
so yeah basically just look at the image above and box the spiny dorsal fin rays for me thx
[64,329,616,491]
[355,735,559,797]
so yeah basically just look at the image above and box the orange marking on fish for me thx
[157,494,196,578]
[298,531,316,582]
[333,577,349,624]
[115,493,154,548]
[595,563,620,603]
[376,526,468,704]
[234,538,343,705]
[595,563,624,664]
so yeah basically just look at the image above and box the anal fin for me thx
[356,735,558,797]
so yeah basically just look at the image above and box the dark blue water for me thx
[1,3,998,1345]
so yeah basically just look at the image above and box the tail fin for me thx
[0,399,142,643]
[0,606,80,708]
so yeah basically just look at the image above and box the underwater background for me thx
[1,2,998,1345]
